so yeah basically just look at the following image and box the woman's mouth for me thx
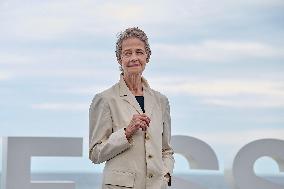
[128,63,140,67]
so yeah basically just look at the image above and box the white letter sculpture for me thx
[226,138,284,189]
[171,135,219,189]
[1,137,83,189]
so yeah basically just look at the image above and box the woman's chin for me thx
[126,69,143,75]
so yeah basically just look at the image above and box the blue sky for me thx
[0,0,284,175]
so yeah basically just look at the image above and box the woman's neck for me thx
[123,73,143,96]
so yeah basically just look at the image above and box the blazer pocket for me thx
[104,170,136,188]
[162,175,169,187]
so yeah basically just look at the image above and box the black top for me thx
[135,96,145,113]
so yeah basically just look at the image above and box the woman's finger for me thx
[139,121,148,131]
[138,115,150,126]
[141,114,151,124]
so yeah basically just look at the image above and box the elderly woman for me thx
[89,27,175,189]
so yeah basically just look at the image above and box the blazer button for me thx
[148,154,153,159]
[148,173,153,178]
[145,135,150,140]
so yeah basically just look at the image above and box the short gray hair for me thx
[115,27,152,67]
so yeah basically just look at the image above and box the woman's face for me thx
[120,37,147,76]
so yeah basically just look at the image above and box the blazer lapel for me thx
[119,75,156,118]
[142,77,155,119]
[119,75,144,114]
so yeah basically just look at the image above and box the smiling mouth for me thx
[128,64,140,67]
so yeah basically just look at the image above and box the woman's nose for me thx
[130,54,138,61]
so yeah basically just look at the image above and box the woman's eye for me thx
[125,52,131,56]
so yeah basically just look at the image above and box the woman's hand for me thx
[164,173,171,186]
[125,114,151,141]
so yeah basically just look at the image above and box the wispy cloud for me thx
[0,72,11,80]
[151,76,284,96]
[50,84,112,95]
[2,0,282,42]
[188,128,284,147]
[14,68,116,78]
[31,102,88,111]
[0,1,151,41]
[153,41,284,62]
[0,46,118,79]
[0,53,35,65]
[151,76,284,108]
[202,96,284,108]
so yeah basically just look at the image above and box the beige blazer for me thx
[89,75,175,189]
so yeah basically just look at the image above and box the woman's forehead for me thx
[121,37,145,49]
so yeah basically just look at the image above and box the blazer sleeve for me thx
[162,96,175,176]
[89,94,132,164]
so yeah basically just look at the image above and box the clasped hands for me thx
[125,114,151,141]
